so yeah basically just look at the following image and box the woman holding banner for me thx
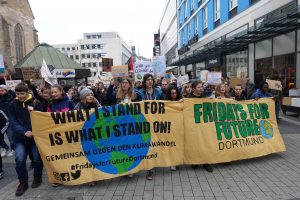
[107,78,136,104]
[74,87,100,110]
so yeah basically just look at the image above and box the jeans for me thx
[0,134,3,173]
[14,137,43,183]
[6,125,15,150]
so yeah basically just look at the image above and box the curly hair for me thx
[166,86,182,101]
[215,83,230,98]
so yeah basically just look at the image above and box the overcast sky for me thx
[28,0,167,58]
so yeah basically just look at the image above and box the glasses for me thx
[146,78,153,81]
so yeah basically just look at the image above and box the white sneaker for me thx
[170,166,176,171]
[1,149,7,157]
[6,150,14,157]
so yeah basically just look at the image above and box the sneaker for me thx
[170,166,176,171]
[51,183,60,187]
[15,183,28,196]
[1,149,7,157]
[127,174,134,178]
[88,181,96,186]
[6,150,14,157]
[0,172,3,180]
[32,176,42,188]
[146,171,154,180]
[203,164,213,172]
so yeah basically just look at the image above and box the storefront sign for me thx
[55,69,76,78]
[0,55,5,74]
[207,55,221,68]
[31,98,285,185]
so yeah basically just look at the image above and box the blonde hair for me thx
[215,84,230,98]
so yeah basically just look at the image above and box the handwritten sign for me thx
[134,61,153,81]
[152,56,166,77]
[5,80,22,91]
[21,68,39,80]
[111,65,128,77]
[207,72,222,85]
[266,79,282,91]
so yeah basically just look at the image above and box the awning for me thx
[172,5,300,66]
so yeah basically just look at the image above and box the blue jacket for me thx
[136,88,164,101]
[48,96,75,112]
[251,89,272,99]
[8,96,42,137]
[0,91,15,115]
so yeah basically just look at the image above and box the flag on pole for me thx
[127,56,134,72]
[40,59,57,85]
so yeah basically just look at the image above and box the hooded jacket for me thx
[47,95,75,112]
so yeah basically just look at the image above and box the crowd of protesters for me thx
[0,73,281,196]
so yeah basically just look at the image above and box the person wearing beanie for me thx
[74,87,100,110]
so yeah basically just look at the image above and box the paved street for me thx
[0,113,300,200]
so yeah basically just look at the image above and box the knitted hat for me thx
[79,87,94,100]
[0,85,8,91]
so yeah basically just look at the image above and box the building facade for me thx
[171,0,300,94]
[159,0,178,65]
[53,32,132,77]
[0,0,38,75]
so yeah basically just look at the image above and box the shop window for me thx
[72,47,75,50]
[226,50,248,78]
[70,55,74,59]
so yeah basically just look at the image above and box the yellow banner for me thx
[30,99,285,185]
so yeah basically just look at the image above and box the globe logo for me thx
[81,107,151,175]
[259,120,274,139]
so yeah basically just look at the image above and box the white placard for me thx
[207,72,222,85]
[134,61,153,81]
[5,80,22,91]
[152,56,166,77]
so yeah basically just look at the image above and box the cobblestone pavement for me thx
[0,113,300,200]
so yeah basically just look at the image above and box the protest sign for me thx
[266,79,282,91]
[5,80,22,91]
[183,98,285,164]
[207,72,222,85]
[31,99,285,185]
[0,55,5,74]
[177,75,189,86]
[200,70,209,82]
[152,56,166,77]
[111,65,128,78]
[31,101,184,185]
[134,61,153,81]
[164,72,172,82]
[21,67,39,81]
[229,77,248,89]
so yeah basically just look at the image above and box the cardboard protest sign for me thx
[5,80,22,91]
[31,99,285,185]
[207,72,222,85]
[152,56,166,77]
[266,79,282,91]
[21,67,39,81]
[134,61,153,81]
[229,77,248,89]
[111,65,128,78]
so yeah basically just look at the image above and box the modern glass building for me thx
[171,0,300,94]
